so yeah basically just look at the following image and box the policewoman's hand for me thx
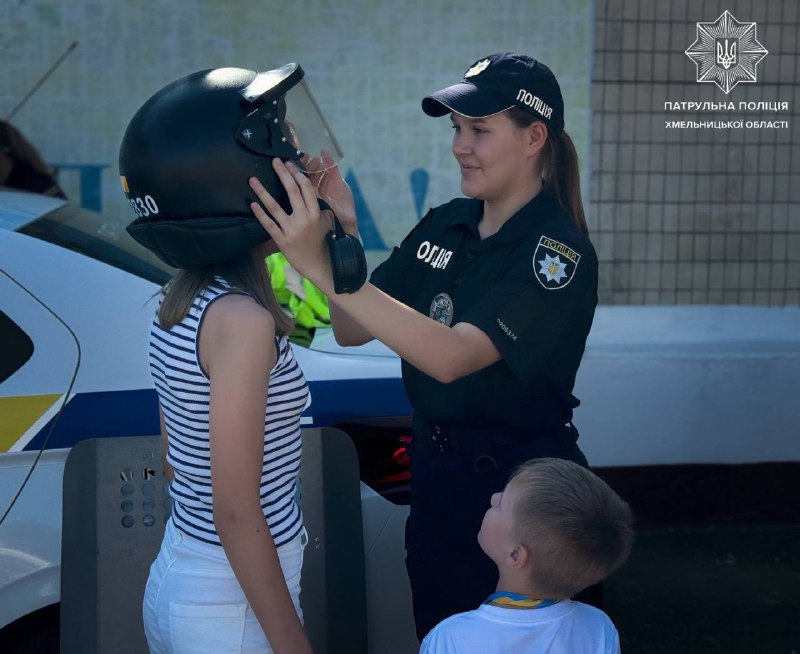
[249,159,333,289]
[305,149,358,238]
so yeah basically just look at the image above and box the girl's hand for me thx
[304,150,358,237]
[249,159,332,287]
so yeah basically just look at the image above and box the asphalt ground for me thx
[604,524,800,654]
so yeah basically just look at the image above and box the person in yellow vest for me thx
[266,252,330,347]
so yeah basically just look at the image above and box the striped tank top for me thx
[148,281,308,547]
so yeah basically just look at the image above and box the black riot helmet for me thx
[120,64,343,269]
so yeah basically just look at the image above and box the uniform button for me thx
[455,277,463,284]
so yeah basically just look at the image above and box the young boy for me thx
[419,458,634,654]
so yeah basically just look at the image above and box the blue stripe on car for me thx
[22,379,412,451]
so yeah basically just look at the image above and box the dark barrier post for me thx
[61,428,367,654]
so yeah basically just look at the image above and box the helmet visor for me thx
[280,78,343,174]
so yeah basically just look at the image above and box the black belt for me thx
[414,419,572,455]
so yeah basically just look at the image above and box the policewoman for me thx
[248,52,598,641]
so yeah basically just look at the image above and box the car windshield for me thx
[18,202,174,285]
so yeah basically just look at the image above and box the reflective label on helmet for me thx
[128,195,160,218]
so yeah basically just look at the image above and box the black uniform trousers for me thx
[405,418,595,641]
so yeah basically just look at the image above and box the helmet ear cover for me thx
[321,199,367,294]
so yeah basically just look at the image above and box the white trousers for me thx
[143,518,306,654]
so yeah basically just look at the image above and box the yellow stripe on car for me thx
[0,394,62,452]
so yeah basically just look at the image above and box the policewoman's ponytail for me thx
[508,108,588,236]
[544,131,587,235]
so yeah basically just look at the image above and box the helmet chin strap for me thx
[319,199,367,294]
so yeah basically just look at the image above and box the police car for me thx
[0,187,416,652]
[4,187,799,652]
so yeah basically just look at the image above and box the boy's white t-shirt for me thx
[419,599,620,654]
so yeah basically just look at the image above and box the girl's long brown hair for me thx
[157,248,293,335]
[508,107,588,235]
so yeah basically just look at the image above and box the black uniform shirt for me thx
[370,189,598,433]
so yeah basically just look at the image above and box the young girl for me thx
[142,245,310,654]
[248,52,598,640]
[120,64,341,653]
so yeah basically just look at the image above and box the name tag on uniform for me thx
[417,241,454,270]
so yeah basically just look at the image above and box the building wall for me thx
[6,1,793,306]
[592,0,799,305]
[1,0,592,250]
[576,304,800,467]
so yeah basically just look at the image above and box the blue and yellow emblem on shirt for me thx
[533,235,580,290]
[484,592,558,610]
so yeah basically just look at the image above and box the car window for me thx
[14,201,322,349]
[17,203,174,285]
[0,309,33,383]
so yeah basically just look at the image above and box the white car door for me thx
[0,263,78,628]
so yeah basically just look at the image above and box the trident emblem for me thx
[686,12,767,94]
[716,39,737,69]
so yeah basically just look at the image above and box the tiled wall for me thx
[592,0,799,305]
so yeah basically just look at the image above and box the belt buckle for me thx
[430,426,448,454]
[473,454,497,473]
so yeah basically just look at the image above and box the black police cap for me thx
[422,53,565,135]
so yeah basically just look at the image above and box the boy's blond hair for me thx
[509,458,634,599]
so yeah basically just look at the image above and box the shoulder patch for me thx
[533,235,580,290]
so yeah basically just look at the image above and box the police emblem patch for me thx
[533,236,580,290]
[464,59,491,78]
[429,292,454,326]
